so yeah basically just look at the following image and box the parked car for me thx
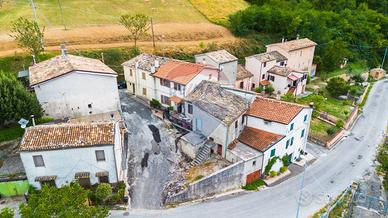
[117,81,127,89]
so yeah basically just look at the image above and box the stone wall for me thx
[165,160,245,204]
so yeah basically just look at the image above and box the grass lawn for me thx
[0,117,54,143]
[309,118,338,142]
[322,61,368,79]
[298,95,353,121]
[189,0,249,25]
[0,0,208,30]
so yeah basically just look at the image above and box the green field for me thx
[0,0,208,30]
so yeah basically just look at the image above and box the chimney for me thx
[296,34,300,40]
[309,102,314,109]
[154,60,160,68]
[60,44,67,57]
[151,66,156,74]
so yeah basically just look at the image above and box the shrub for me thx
[255,86,263,93]
[150,99,161,108]
[281,93,296,102]
[281,155,290,167]
[266,85,274,94]
[326,126,338,135]
[326,77,350,98]
[280,166,288,173]
[112,188,125,203]
[193,175,204,181]
[0,207,14,218]
[95,183,112,204]
[336,119,344,128]
[242,179,265,190]
[270,170,277,177]
[352,74,364,83]
[264,157,279,175]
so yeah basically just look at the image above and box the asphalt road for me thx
[112,79,388,218]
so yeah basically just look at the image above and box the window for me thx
[235,121,238,129]
[286,139,290,149]
[263,62,267,67]
[290,123,294,131]
[262,74,265,80]
[241,115,245,124]
[88,103,92,108]
[129,69,133,77]
[142,72,146,80]
[188,104,193,114]
[290,137,294,145]
[142,88,147,96]
[280,61,285,66]
[160,79,170,87]
[304,114,308,122]
[269,75,275,82]
[301,129,305,138]
[300,51,302,56]
[253,161,256,166]
[174,83,181,91]
[33,155,45,167]
[161,95,171,105]
[264,120,271,125]
[251,83,256,89]
[209,74,212,80]
[95,150,106,161]
[270,149,276,157]
[98,176,109,183]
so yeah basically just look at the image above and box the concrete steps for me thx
[192,143,212,166]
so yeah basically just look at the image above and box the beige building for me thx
[369,68,386,80]
[266,38,317,77]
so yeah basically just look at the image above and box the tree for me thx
[0,207,14,218]
[95,183,112,204]
[326,77,350,97]
[10,17,44,60]
[281,93,296,102]
[266,84,274,94]
[309,94,325,117]
[0,71,42,127]
[19,183,108,218]
[119,14,150,48]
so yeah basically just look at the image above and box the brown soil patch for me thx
[185,158,230,183]
[0,23,236,57]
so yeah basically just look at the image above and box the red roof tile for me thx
[246,97,305,124]
[170,96,183,104]
[260,80,270,86]
[238,127,284,152]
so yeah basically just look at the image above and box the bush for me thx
[255,86,263,93]
[281,93,296,102]
[0,207,14,218]
[281,155,290,167]
[352,74,364,83]
[150,99,161,108]
[266,84,274,94]
[95,183,112,204]
[264,157,279,175]
[112,188,125,203]
[336,119,344,128]
[280,166,288,173]
[242,179,265,190]
[326,77,350,98]
[193,175,204,181]
[270,170,277,177]
[326,126,338,135]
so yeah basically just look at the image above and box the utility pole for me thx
[57,0,67,30]
[151,18,156,51]
[381,46,387,69]
[296,157,307,218]
[30,0,44,50]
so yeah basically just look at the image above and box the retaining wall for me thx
[165,161,244,204]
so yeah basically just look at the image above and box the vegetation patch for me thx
[310,118,339,142]
[189,0,249,26]
[376,129,388,191]
[242,179,265,191]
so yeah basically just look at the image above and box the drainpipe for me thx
[224,123,230,158]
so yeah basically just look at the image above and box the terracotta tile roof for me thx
[20,122,115,151]
[170,96,183,104]
[186,81,248,124]
[121,53,169,72]
[197,50,237,63]
[238,127,284,152]
[29,54,116,86]
[236,65,253,80]
[153,60,215,85]
[246,97,305,124]
[248,51,287,63]
[267,38,317,51]
[259,80,270,86]
[267,66,294,77]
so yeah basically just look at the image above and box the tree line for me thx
[230,0,388,72]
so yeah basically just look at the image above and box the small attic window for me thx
[88,104,92,108]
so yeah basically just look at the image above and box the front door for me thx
[217,144,222,156]
[78,178,91,188]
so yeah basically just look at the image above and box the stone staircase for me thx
[192,143,212,166]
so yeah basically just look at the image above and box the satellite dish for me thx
[18,118,29,129]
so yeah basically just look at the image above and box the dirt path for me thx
[0,23,237,57]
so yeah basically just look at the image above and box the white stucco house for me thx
[29,54,120,119]
[227,96,312,180]
[19,122,126,189]
[122,54,220,111]
[194,50,238,85]
[266,66,308,96]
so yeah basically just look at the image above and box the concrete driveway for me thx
[112,79,388,218]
